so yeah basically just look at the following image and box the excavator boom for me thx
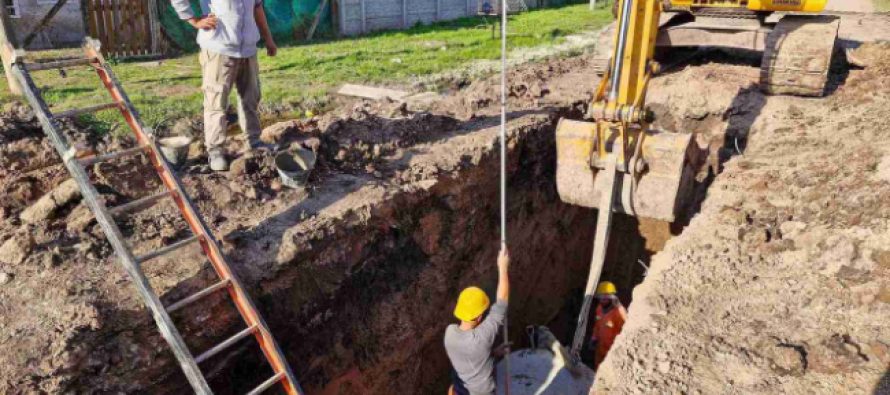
[557,0,697,357]
[556,0,696,223]
[556,0,839,369]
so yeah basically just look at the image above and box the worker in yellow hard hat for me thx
[444,246,510,395]
[589,281,627,370]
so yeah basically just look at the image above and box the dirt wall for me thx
[595,42,890,395]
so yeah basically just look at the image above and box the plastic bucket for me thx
[158,136,192,168]
[275,148,317,190]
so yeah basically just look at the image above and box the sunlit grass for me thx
[0,3,611,133]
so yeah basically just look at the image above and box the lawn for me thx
[0,3,612,133]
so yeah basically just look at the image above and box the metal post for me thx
[499,1,511,393]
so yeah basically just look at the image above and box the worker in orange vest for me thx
[589,281,627,370]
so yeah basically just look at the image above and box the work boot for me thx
[208,149,228,172]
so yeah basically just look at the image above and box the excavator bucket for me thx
[554,119,697,223]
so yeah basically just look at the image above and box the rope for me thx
[499,0,511,393]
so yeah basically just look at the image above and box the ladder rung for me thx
[53,102,120,119]
[196,325,258,364]
[108,191,172,216]
[136,235,199,264]
[166,279,231,314]
[78,145,148,167]
[24,57,97,71]
[246,372,285,395]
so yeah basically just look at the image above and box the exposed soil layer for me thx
[0,48,612,394]
[0,11,888,395]
[595,41,890,395]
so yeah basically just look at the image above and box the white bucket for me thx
[158,136,193,168]
[275,148,317,190]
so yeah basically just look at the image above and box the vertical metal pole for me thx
[499,1,510,393]
[499,0,507,249]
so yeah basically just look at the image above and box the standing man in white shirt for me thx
[171,0,278,171]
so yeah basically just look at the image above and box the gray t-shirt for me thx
[444,300,508,395]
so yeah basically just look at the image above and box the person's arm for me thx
[172,0,217,31]
[254,2,277,56]
[474,246,511,345]
[496,246,509,304]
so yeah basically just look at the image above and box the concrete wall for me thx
[338,0,483,36]
[7,0,86,49]
[337,0,542,36]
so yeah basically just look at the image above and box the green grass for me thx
[0,4,611,133]
[875,0,890,12]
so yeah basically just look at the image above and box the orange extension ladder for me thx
[6,38,302,395]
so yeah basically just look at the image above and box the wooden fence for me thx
[83,0,161,58]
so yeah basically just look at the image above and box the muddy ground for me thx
[1,10,889,395]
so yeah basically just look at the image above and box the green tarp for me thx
[160,0,333,52]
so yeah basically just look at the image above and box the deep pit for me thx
[1,50,756,394]
[212,111,684,394]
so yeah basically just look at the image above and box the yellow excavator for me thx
[554,0,838,359]
[659,0,840,96]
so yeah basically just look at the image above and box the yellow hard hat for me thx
[596,281,617,296]
[454,287,491,322]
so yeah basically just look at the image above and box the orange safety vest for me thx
[592,303,627,369]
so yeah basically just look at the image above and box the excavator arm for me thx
[556,0,694,223]
[557,0,697,358]
[557,0,837,366]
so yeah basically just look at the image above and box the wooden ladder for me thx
[7,38,302,395]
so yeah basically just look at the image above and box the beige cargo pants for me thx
[200,50,262,153]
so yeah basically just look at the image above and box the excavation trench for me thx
[4,33,884,393]
[192,110,682,394]
[0,53,741,394]
[0,71,730,393]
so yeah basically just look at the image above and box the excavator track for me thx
[760,15,840,97]
[690,8,762,19]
